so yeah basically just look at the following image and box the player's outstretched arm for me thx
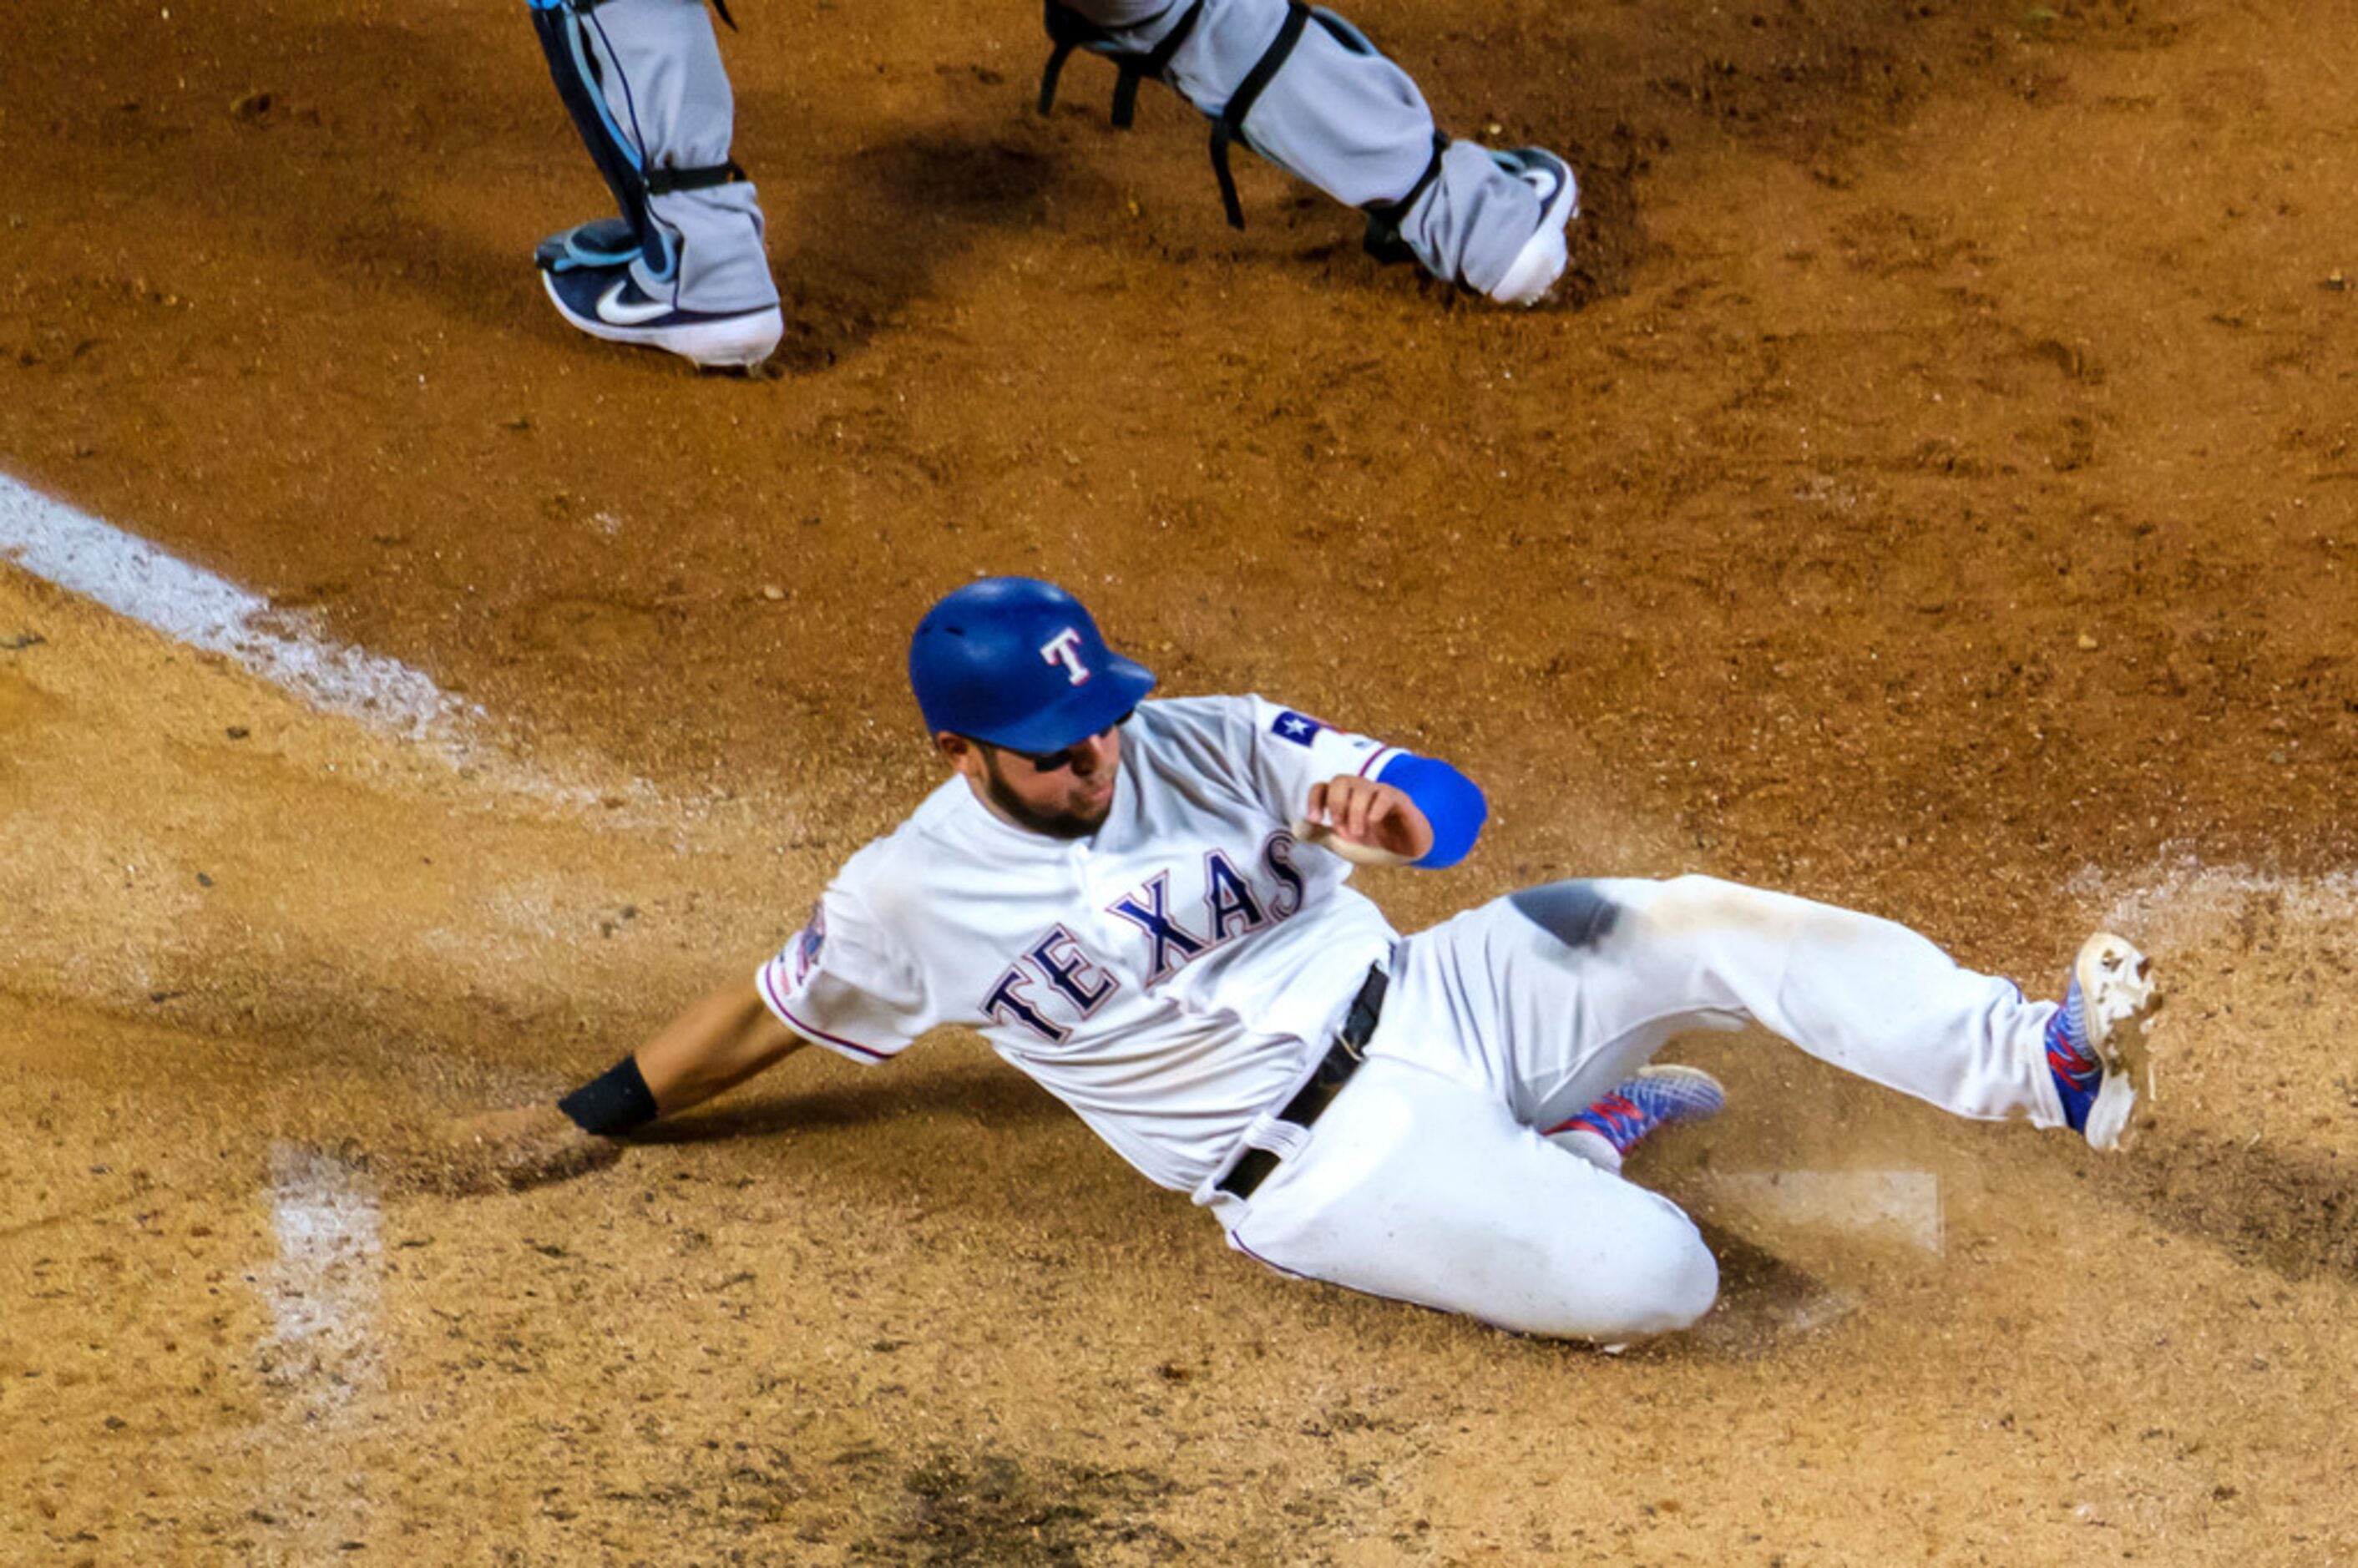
[632,978,809,1116]
[445,978,806,1191]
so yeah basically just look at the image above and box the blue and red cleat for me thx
[1547,1065,1726,1172]
[2047,932,2160,1151]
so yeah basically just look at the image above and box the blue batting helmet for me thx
[908,578,1157,751]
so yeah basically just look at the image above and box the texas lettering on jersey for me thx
[752,694,1406,1191]
[979,830,1309,1042]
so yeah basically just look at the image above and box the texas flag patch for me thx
[1271,711,1327,747]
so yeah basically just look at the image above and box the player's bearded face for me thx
[974,726,1122,839]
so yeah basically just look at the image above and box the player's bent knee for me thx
[1632,1228,1721,1334]
[1513,1196,1718,1341]
[1581,1219,1718,1340]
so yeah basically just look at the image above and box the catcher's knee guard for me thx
[1037,0,1445,246]
[528,0,768,306]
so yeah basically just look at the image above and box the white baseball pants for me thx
[1207,876,2069,1340]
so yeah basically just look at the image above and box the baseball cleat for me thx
[2046,933,2160,1152]
[1485,146,1580,307]
[1546,1064,1725,1173]
[539,259,783,371]
[534,215,641,275]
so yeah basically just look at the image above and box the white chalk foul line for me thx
[0,469,472,738]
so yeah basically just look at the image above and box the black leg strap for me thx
[1037,0,1207,127]
[1035,0,1414,235]
[1361,131,1448,264]
[1115,1,1204,125]
[644,158,747,196]
[1209,0,1314,230]
[1038,1,1094,117]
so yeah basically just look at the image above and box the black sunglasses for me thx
[989,710,1136,773]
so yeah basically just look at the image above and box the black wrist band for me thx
[558,1055,660,1136]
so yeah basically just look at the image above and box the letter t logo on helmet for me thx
[1040,627,1092,685]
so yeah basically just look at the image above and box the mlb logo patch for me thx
[1271,711,1326,746]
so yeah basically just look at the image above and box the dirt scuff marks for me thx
[854,1449,1185,1565]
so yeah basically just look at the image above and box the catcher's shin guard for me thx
[1038,0,1442,235]
[527,0,772,312]
[1039,0,1558,298]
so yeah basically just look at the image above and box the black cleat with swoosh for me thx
[539,258,782,370]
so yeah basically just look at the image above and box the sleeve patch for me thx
[1270,710,1328,747]
[791,903,827,982]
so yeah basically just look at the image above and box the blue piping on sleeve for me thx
[1376,752,1487,870]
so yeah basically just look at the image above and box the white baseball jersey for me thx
[755,695,1404,1191]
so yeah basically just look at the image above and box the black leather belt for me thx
[1215,964,1388,1201]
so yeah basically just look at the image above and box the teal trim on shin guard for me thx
[530,0,754,282]
[533,0,661,269]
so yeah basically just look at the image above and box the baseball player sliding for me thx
[470,578,2159,1341]
[523,0,1581,368]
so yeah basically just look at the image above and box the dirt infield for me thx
[3,0,2354,1560]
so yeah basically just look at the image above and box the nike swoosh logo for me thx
[596,280,676,326]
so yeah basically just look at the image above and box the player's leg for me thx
[1414,876,2157,1151]
[1210,1055,1721,1339]
[527,0,782,367]
[1044,0,1576,304]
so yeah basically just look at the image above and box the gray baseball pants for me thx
[541,0,1545,306]
[1065,0,1546,294]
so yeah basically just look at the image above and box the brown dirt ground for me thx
[3,0,2355,1560]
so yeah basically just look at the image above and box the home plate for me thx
[1704,1168,1945,1256]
